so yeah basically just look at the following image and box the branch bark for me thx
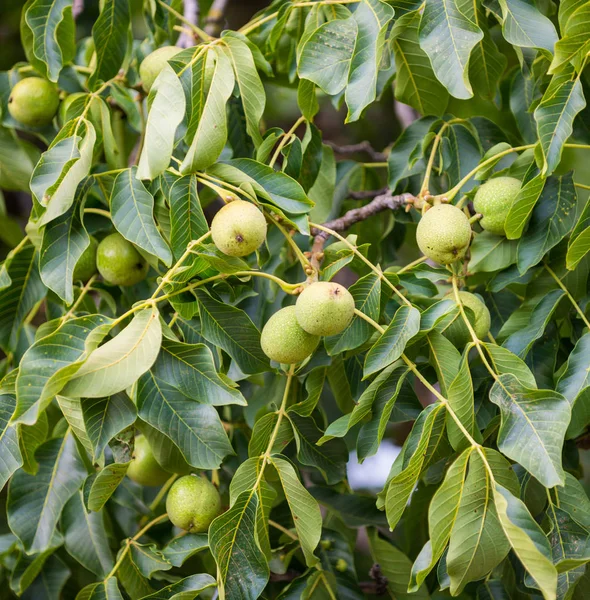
[205,0,230,36]
[325,140,387,162]
[72,0,84,19]
[177,0,200,48]
[311,190,417,239]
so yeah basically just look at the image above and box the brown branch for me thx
[205,0,230,36]
[394,101,418,129]
[72,0,84,19]
[311,191,417,239]
[177,0,200,48]
[309,190,418,271]
[325,140,387,162]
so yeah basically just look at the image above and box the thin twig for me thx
[325,140,387,162]
[72,0,84,19]
[205,0,230,36]
[177,0,200,48]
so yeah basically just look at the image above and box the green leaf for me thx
[117,547,155,599]
[325,272,381,355]
[463,0,507,99]
[22,553,70,600]
[31,120,96,227]
[76,578,124,600]
[392,12,449,116]
[556,333,590,438]
[502,289,565,357]
[56,395,94,457]
[161,534,209,567]
[384,403,446,529]
[493,483,557,600]
[7,431,87,553]
[345,0,394,122]
[88,0,130,90]
[546,505,589,594]
[168,175,209,261]
[180,47,235,173]
[209,490,269,600]
[469,231,517,273]
[483,343,536,388]
[153,340,246,406]
[567,225,590,271]
[497,0,558,54]
[62,491,113,577]
[364,305,420,377]
[137,65,185,181]
[271,455,322,566]
[15,315,113,425]
[137,371,234,470]
[427,331,461,396]
[447,451,509,594]
[19,412,48,474]
[0,245,46,353]
[356,366,413,460]
[489,373,570,488]
[288,414,348,484]
[86,462,130,511]
[222,35,265,147]
[419,0,483,99]
[110,168,172,266]
[446,351,475,451]
[39,201,89,304]
[504,173,545,240]
[128,541,172,577]
[0,394,22,492]
[388,116,437,189]
[534,70,586,176]
[298,15,358,95]
[82,392,137,462]
[369,529,429,600]
[0,127,40,192]
[195,289,269,375]
[320,362,406,443]
[550,3,590,74]
[23,0,75,81]
[410,448,471,589]
[63,305,162,398]
[141,574,217,599]
[222,158,314,215]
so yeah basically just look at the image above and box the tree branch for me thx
[394,101,418,129]
[177,0,200,48]
[311,190,417,239]
[72,0,84,19]
[325,140,387,162]
[205,0,230,36]
[309,190,419,272]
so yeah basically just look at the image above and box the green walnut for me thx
[139,46,181,92]
[444,290,491,347]
[127,435,171,486]
[261,306,320,364]
[296,282,355,336]
[96,233,149,286]
[473,176,521,236]
[416,204,472,265]
[211,200,267,257]
[8,78,60,127]
[335,559,349,572]
[166,475,222,533]
[73,236,98,282]
[456,291,491,339]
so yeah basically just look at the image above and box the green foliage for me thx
[1,1,590,599]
